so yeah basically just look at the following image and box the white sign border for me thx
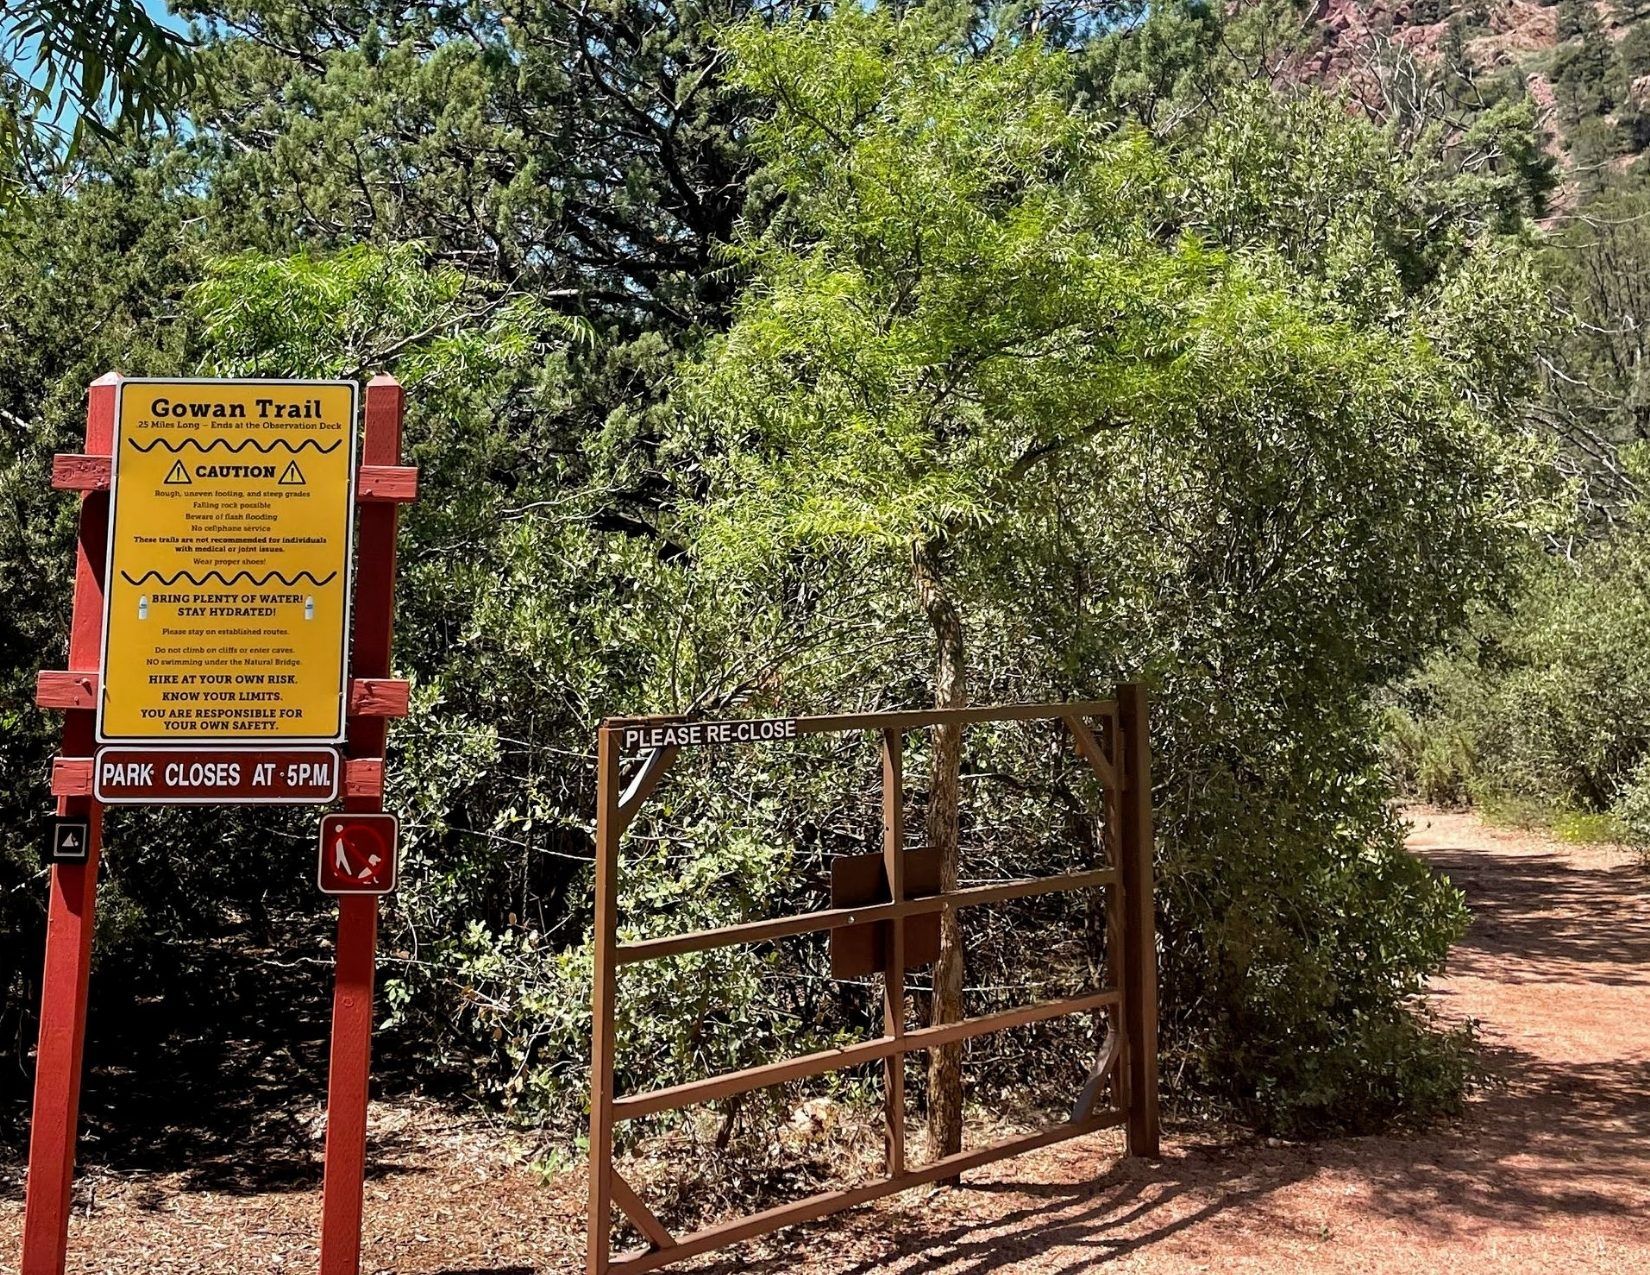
[95,377,360,746]
[92,745,344,806]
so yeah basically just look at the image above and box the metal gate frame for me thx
[588,687,1160,1274]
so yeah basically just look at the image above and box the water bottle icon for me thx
[304,596,315,621]
[137,595,149,620]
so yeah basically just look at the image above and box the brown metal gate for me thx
[588,687,1160,1274]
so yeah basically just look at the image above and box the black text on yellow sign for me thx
[97,379,359,743]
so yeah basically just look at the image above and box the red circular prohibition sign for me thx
[317,813,399,895]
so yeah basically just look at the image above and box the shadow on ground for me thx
[1,917,449,1200]
[667,829,1650,1273]
[1425,840,1650,987]
[656,1143,1316,1275]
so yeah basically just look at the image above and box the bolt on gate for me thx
[588,687,1160,1274]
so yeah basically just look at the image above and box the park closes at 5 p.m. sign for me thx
[98,379,358,744]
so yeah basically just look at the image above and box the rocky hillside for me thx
[1299,0,1650,196]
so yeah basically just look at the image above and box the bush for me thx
[1381,704,1475,807]
[1614,757,1650,858]
[1387,522,1650,839]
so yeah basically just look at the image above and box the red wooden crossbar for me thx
[35,671,410,716]
[49,453,418,502]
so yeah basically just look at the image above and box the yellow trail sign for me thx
[98,379,359,743]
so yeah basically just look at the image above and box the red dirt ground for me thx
[3,807,1647,1273]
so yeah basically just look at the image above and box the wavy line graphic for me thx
[120,569,339,588]
[127,437,343,455]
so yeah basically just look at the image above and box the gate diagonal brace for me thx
[1064,713,1119,794]
[618,746,679,836]
[612,1172,677,1252]
[1071,1024,1124,1123]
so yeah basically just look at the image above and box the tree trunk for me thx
[912,535,966,1172]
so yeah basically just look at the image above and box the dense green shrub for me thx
[1613,757,1650,853]
[1,0,1557,1158]
[1386,477,1650,846]
[667,15,1544,1137]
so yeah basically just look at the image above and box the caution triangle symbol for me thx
[164,459,191,485]
[278,460,306,486]
[61,833,79,849]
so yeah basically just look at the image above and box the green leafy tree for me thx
[0,146,198,1074]
[0,0,193,206]
[1553,0,1616,124]
[1540,175,1650,511]
[1621,21,1650,81]
[687,10,1550,1147]
[1556,0,1589,39]
[1080,0,1223,125]
[178,0,760,554]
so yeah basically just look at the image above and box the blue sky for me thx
[145,0,189,34]
[3,1,193,133]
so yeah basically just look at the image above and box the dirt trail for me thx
[723,808,1650,1275]
[3,807,1647,1273]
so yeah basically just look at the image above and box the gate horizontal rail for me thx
[614,987,1124,1121]
[615,865,1120,964]
[603,698,1117,737]
[587,689,1160,1275]
[610,1110,1127,1275]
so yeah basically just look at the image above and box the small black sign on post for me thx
[46,818,90,865]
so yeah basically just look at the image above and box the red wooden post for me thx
[317,892,379,1275]
[19,374,119,1275]
[318,375,407,1275]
